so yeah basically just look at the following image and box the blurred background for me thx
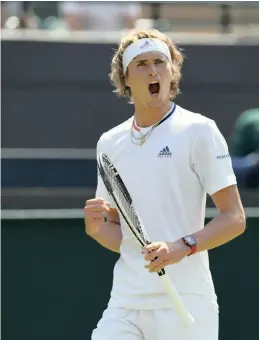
[1,1,259,340]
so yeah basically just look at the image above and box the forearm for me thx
[192,211,246,253]
[89,221,122,253]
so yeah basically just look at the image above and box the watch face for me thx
[185,236,196,246]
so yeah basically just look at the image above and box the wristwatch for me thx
[182,235,197,256]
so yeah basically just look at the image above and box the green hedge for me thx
[2,218,258,340]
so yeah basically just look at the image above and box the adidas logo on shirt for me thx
[158,146,172,158]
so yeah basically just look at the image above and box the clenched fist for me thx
[84,198,110,235]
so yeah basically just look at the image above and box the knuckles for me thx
[85,198,104,206]
[84,204,105,212]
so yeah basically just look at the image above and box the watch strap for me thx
[182,236,197,256]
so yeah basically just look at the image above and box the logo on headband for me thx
[140,41,152,50]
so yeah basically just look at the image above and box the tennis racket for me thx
[97,152,195,327]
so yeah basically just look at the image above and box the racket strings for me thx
[103,160,148,244]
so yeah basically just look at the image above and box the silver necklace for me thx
[130,110,171,146]
[130,123,158,146]
[130,104,174,146]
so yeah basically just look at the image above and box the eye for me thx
[137,61,146,67]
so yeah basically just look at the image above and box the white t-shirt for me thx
[95,103,236,311]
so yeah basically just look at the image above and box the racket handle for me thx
[160,274,195,327]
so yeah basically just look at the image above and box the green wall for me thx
[2,218,258,340]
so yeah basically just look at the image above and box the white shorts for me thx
[91,306,219,340]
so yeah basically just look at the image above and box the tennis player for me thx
[84,29,246,340]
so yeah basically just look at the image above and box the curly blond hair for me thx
[109,29,184,102]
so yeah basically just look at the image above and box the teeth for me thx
[150,81,159,84]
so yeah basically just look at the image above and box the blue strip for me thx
[2,159,97,188]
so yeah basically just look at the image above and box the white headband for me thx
[122,38,171,74]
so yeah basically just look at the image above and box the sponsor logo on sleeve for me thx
[216,154,230,160]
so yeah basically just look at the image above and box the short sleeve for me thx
[95,138,116,208]
[192,120,237,196]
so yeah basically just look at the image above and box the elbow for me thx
[233,210,246,236]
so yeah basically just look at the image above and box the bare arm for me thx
[86,203,122,253]
[90,221,122,253]
[193,184,246,252]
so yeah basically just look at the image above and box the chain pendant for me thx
[130,122,158,146]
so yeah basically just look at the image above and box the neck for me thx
[134,101,172,128]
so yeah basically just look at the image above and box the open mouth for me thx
[149,82,160,95]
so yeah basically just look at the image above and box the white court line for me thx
[2,29,259,45]
[1,148,96,160]
[1,207,259,220]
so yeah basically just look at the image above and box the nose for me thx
[148,63,158,77]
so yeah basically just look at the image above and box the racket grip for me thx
[160,274,195,327]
